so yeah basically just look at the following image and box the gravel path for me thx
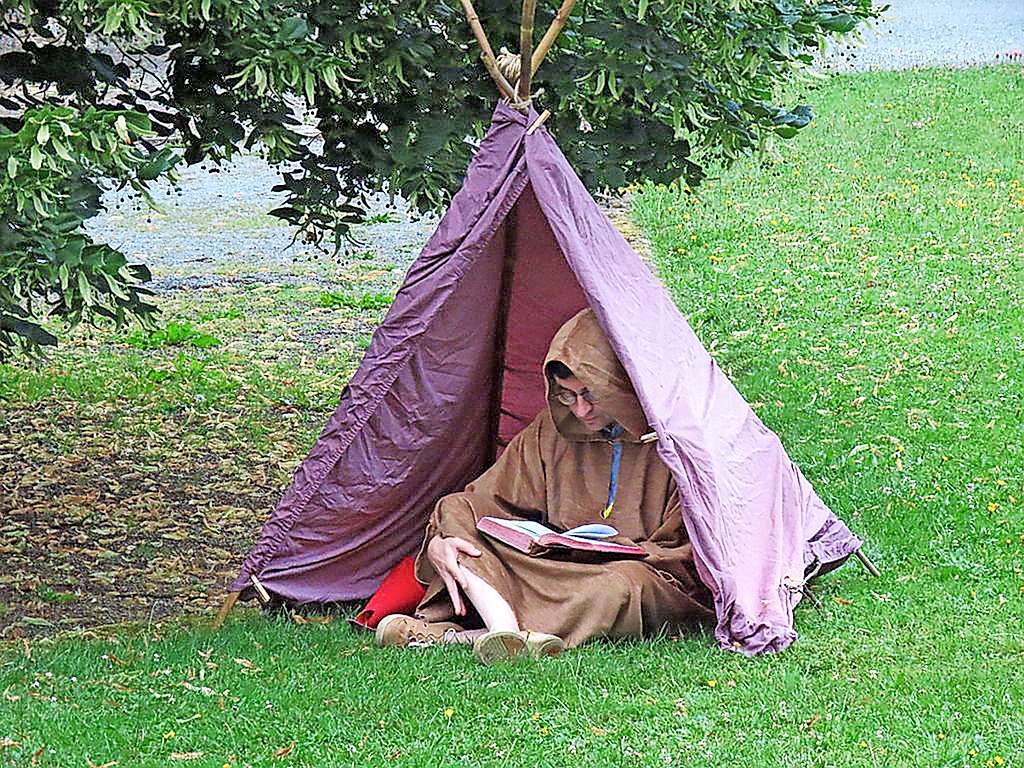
[823,0,1024,72]
[86,155,438,291]
[87,1,1023,287]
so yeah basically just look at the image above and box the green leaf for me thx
[123,112,152,133]
[102,271,130,301]
[607,71,620,100]
[278,16,309,42]
[77,271,93,305]
[29,144,42,170]
[322,66,340,95]
[51,137,73,162]
[114,115,130,143]
[101,4,123,35]
[36,123,50,145]
[6,155,16,178]
[818,12,858,33]
[139,148,178,180]
[304,71,315,103]
[58,237,85,267]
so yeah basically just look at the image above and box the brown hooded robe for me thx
[414,309,714,647]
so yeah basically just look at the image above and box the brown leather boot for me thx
[521,630,565,659]
[472,631,527,665]
[374,614,464,648]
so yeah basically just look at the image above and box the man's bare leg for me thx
[452,629,487,644]
[459,568,520,632]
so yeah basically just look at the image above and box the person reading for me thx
[375,309,714,663]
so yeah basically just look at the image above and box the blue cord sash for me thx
[601,423,625,519]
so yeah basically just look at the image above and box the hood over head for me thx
[543,308,650,442]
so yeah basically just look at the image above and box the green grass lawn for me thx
[2,65,1023,767]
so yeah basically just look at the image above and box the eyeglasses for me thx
[554,387,597,407]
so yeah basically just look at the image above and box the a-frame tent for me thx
[220,0,870,655]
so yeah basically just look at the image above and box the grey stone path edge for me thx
[85,1,1024,292]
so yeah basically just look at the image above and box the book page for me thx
[480,518,555,541]
[562,523,619,540]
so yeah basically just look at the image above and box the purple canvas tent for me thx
[229,103,862,655]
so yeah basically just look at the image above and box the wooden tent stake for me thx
[526,109,550,134]
[531,0,578,76]
[457,0,517,101]
[212,591,240,631]
[854,548,881,578]
[518,0,538,100]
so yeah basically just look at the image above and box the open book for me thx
[476,517,647,558]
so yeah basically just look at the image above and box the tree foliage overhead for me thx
[0,0,880,359]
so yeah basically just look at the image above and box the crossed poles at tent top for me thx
[457,0,577,111]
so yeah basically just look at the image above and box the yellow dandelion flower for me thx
[444,707,454,718]
[706,679,717,688]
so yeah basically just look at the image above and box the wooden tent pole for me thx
[530,0,577,76]
[855,548,881,578]
[212,591,240,631]
[518,0,538,101]
[457,0,517,100]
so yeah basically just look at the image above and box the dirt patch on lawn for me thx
[0,401,301,638]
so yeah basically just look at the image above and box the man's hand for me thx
[426,535,481,616]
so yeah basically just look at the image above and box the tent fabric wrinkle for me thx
[229,101,862,654]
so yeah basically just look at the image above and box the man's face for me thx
[553,375,616,433]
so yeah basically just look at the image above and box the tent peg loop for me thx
[250,575,271,604]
